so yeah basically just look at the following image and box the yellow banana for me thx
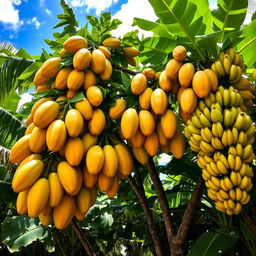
[234,112,246,130]
[215,60,226,77]
[243,114,252,130]
[239,176,250,190]
[215,91,223,106]
[230,66,242,83]
[235,188,243,201]
[221,131,228,146]
[223,109,232,127]
[199,100,207,112]
[229,189,236,201]
[228,153,235,169]
[207,179,219,191]
[219,154,229,169]
[195,109,202,118]
[211,107,223,123]
[234,156,242,171]
[200,141,215,153]
[223,54,232,75]
[219,189,229,200]
[211,176,221,188]
[234,53,241,65]
[229,90,237,107]
[240,191,250,205]
[230,171,238,186]
[229,64,238,81]
[211,137,224,150]
[218,51,225,62]
[220,179,229,191]
[203,107,211,121]
[190,134,201,146]
[231,127,239,144]
[247,136,255,144]
[227,48,235,63]
[230,107,238,123]
[237,131,247,146]
[189,140,200,152]
[204,95,213,108]
[224,176,233,190]
[206,163,219,176]
[246,166,253,178]
[226,129,234,146]
[227,199,236,210]
[215,201,226,212]
[242,144,253,160]
[222,89,231,107]
[239,163,247,177]
[218,85,225,94]
[223,200,231,210]
[210,161,219,174]
[216,160,228,174]
[204,155,214,163]
[211,63,218,75]
[245,125,255,138]
[201,127,213,143]
[198,157,208,168]
[199,113,212,128]
[191,115,204,129]
[187,124,201,135]
[233,203,242,214]
[213,152,221,162]
[209,93,216,103]
[208,189,218,200]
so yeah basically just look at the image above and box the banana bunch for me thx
[184,85,255,215]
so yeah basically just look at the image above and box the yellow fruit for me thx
[177,87,186,104]
[139,110,155,136]
[103,37,121,49]
[132,146,149,164]
[39,212,53,226]
[53,194,76,229]
[65,137,84,166]
[125,56,136,66]
[72,167,83,195]
[180,88,198,113]
[109,98,126,119]
[10,135,32,163]
[65,109,84,137]
[165,59,183,80]
[142,68,155,80]
[67,69,85,90]
[102,145,118,177]
[82,166,98,188]
[151,88,168,115]
[36,85,50,92]
[77,187,91,213]
[83,70,96,90]
[86,145,104,174]
[63,36,88,52]
[156,123,169,146]
[131,73,147,95]
[33,69,48,86]
[115,144,133,176]
[25,114,33,125]
[139,87,153,109]
[173,45,187,61]
[59,48,67,57]
[41,57,60,78]
[75,98,93,120]
[123,46,140,57]
[121,108,139,139]
[66,89,79,99]
[57,161,81,195]
[46,120,67,152]
[100,59,112,80]
[75,208,86,221]
[33,101,59,129]
[88,109,106,135]
[48,172,64,207]
[73,48,91,70]
[81,133,98,154]
[91,49,106,74]
[16,190,28,214]
[160,110,177,139]
[55,67,73,90]
[130,129,145,147]
[86,86,103,107]
[107,176,119,198]
[27,178,49,218]
[159,70,173,91]
[179,108,192,123]
[192,71,211,98]
[204,69,218,92]
[144,132,159,156]
[178,63,195,87]
[29,127,46,153]
[98,45,111,58]
[169,129,184,159]
[98,173,113,192]
[30,98,52,119]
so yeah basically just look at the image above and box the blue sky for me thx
[0,0,218,56]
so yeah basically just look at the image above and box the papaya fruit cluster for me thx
[182,48,255,215]
[10,35,139,229]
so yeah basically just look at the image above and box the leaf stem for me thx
[237,37,256,53]
[111,63,137,75]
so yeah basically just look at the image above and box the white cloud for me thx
[112,0,157,37]
[67,0,119,15]
[31,17,41,29]
[45,8,52,16]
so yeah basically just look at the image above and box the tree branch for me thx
[70,220,96,256]
[241,210,256,235]
[111,62,137,75]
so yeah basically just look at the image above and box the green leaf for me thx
[1,216,49,253]
[61,55,73,67]
[188,228,239,256]
[68,91,85,103]
[18,62,41,80]
[100,212,114,228]
[16,48,33,60]
[121,72,131,89]
[0,91,21,112]
[0,181,17,203]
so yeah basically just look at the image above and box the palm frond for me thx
[0,146,16,175]
[0,107,26,149]
[0,41,17,55]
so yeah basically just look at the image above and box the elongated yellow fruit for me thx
[48,172,64,207]
[160,110,177,139]
[115,144,133,177]
[77,187,91,213]
[65,137,84,166]
[16,190,29,214]
[121,108,139,139]
[86,145,104,175]
[102,145,118,177]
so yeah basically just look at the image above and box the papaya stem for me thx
[111,62,137,75]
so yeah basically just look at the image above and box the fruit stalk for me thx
[111,62,137,75]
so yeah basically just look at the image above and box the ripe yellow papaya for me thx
[121,108,139,139]
[48,172,64,207]
[86,86,103,107]
[41,57,61,78]
[36,85,50,92]
[177,86,186,104]
[156,123,169,146]
[64,137,84,166]
[63,35,88,52]
[180,88,198,114]
[98,46,111,58]
[30,97,52,119]
[81,132,98,154]
[114,144,133,176]
[53,194,76,230]
[29,127,47,153]
[179,108,192,123]
[16,154,42,172]
[139,110,155,136]
[41,204,52,215]
[103,37,121,49]
[25,122,35,135]
[66,89,79,99]
[160,110,177,139]
[65,109,84,137]
[169,129,185,159]
[173,45,187,61]
[100,59,112,80]
[159,70,174,91]
[142,68,155,80]
[27,178,49,218]
[72,167,83,195]
[12,159,44,192]
[139,87,153,110]
[98,172,113,193]
[10,135,32,163]
[178,63,195,87]
[59,48,67,57]
[106,175,119,198]
[144,132,159,156]
[16,190,28,214]
[55,67,73,90]
[130,129,145,147]
[90,186,98,207]
[73,48,91,71]
[88,109,106,135]
[86,145,104,174]
[125,56,136,66]
[155,71,162,79]
[165,59,183,80]
[82,166,98,188]
[204,69,218,92]
[77,187,91,213]
[151,88,168,115]
[131,73,147,95]
[109,98,126,120]
[192,70,211,98]
[83,70,96,90]
[132,146,149,164]
[57,161,81,195]
[39,212,53,226]
[75,208,86,221]
[102,145,118,177]
[33,101,59,129]
[25,114,33,125]
[67,69,85,90]
[91,49,106,74]
[46,120,67,152]
[33,69,48,86]
[123,46,140,57]
[75,98,93,120]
